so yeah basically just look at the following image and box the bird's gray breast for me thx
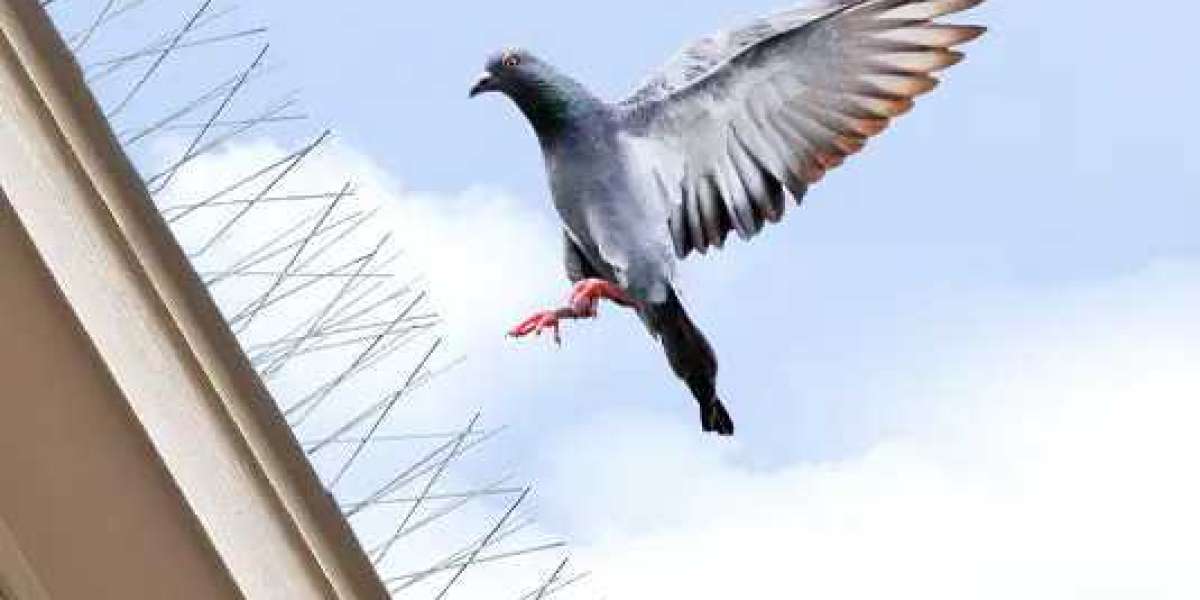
[543,124,674,303]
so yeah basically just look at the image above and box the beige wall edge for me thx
[0,515,50,600]
[0,1,387,598]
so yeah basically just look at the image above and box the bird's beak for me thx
[469,72,497,98]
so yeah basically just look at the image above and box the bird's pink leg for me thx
[568,278,634,316]
[509,279,634,345]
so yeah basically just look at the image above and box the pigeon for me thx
[469,0,986,435]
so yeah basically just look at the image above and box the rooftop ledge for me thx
[0,2,389,597]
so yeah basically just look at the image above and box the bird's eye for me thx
[503,54,521,68]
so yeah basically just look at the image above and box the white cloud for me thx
[155,137,1200,599]
[532,261,1200,599]
[149,136,571,425]
[149,137,586,598]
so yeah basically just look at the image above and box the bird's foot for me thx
[509,281,631,345]
[568,278,633,316]
[508,308,569,345]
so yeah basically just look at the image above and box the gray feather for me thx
[617,0,985,257]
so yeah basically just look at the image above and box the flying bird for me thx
[469,0,986,435]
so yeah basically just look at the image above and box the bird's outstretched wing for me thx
[617,0,985,257]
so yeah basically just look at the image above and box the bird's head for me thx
[470,47,600,138]
[468,47,545,100]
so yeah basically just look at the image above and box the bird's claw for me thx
[509,281,630,346]
[508,310,562,345]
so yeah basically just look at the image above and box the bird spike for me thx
[41,1,590,597]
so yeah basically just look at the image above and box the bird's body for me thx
[471,0,987,435]
[513,84,677,304]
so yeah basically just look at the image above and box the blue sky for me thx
[64,0,1200,596]
[232,0,1200,450]
[218,4,1200,595]
[246,0,1199,274]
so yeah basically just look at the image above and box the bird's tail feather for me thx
[643,290,734,436]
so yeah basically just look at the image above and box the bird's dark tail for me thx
[643,289,734,436]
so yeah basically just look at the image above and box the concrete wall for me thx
[0,192,244,599]
[0,2,388,598]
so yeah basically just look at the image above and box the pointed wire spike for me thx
[149,44,271,194]
[106,0,216,118]
[323,337,443,487]
[369,413,482,564]
[434,488,531,599]
[56,0,570,590]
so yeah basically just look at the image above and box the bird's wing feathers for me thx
[622,3,839,107]
[618,0,985,258]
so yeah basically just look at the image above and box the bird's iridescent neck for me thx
[511,76,603,142]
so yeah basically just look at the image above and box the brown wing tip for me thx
[955,24,988,45]
[833,134,867,155]
[850,116,891,137]
[854,72,941,98]
[814,150,846,170]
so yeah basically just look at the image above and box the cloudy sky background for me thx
[135,0,1200,596]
